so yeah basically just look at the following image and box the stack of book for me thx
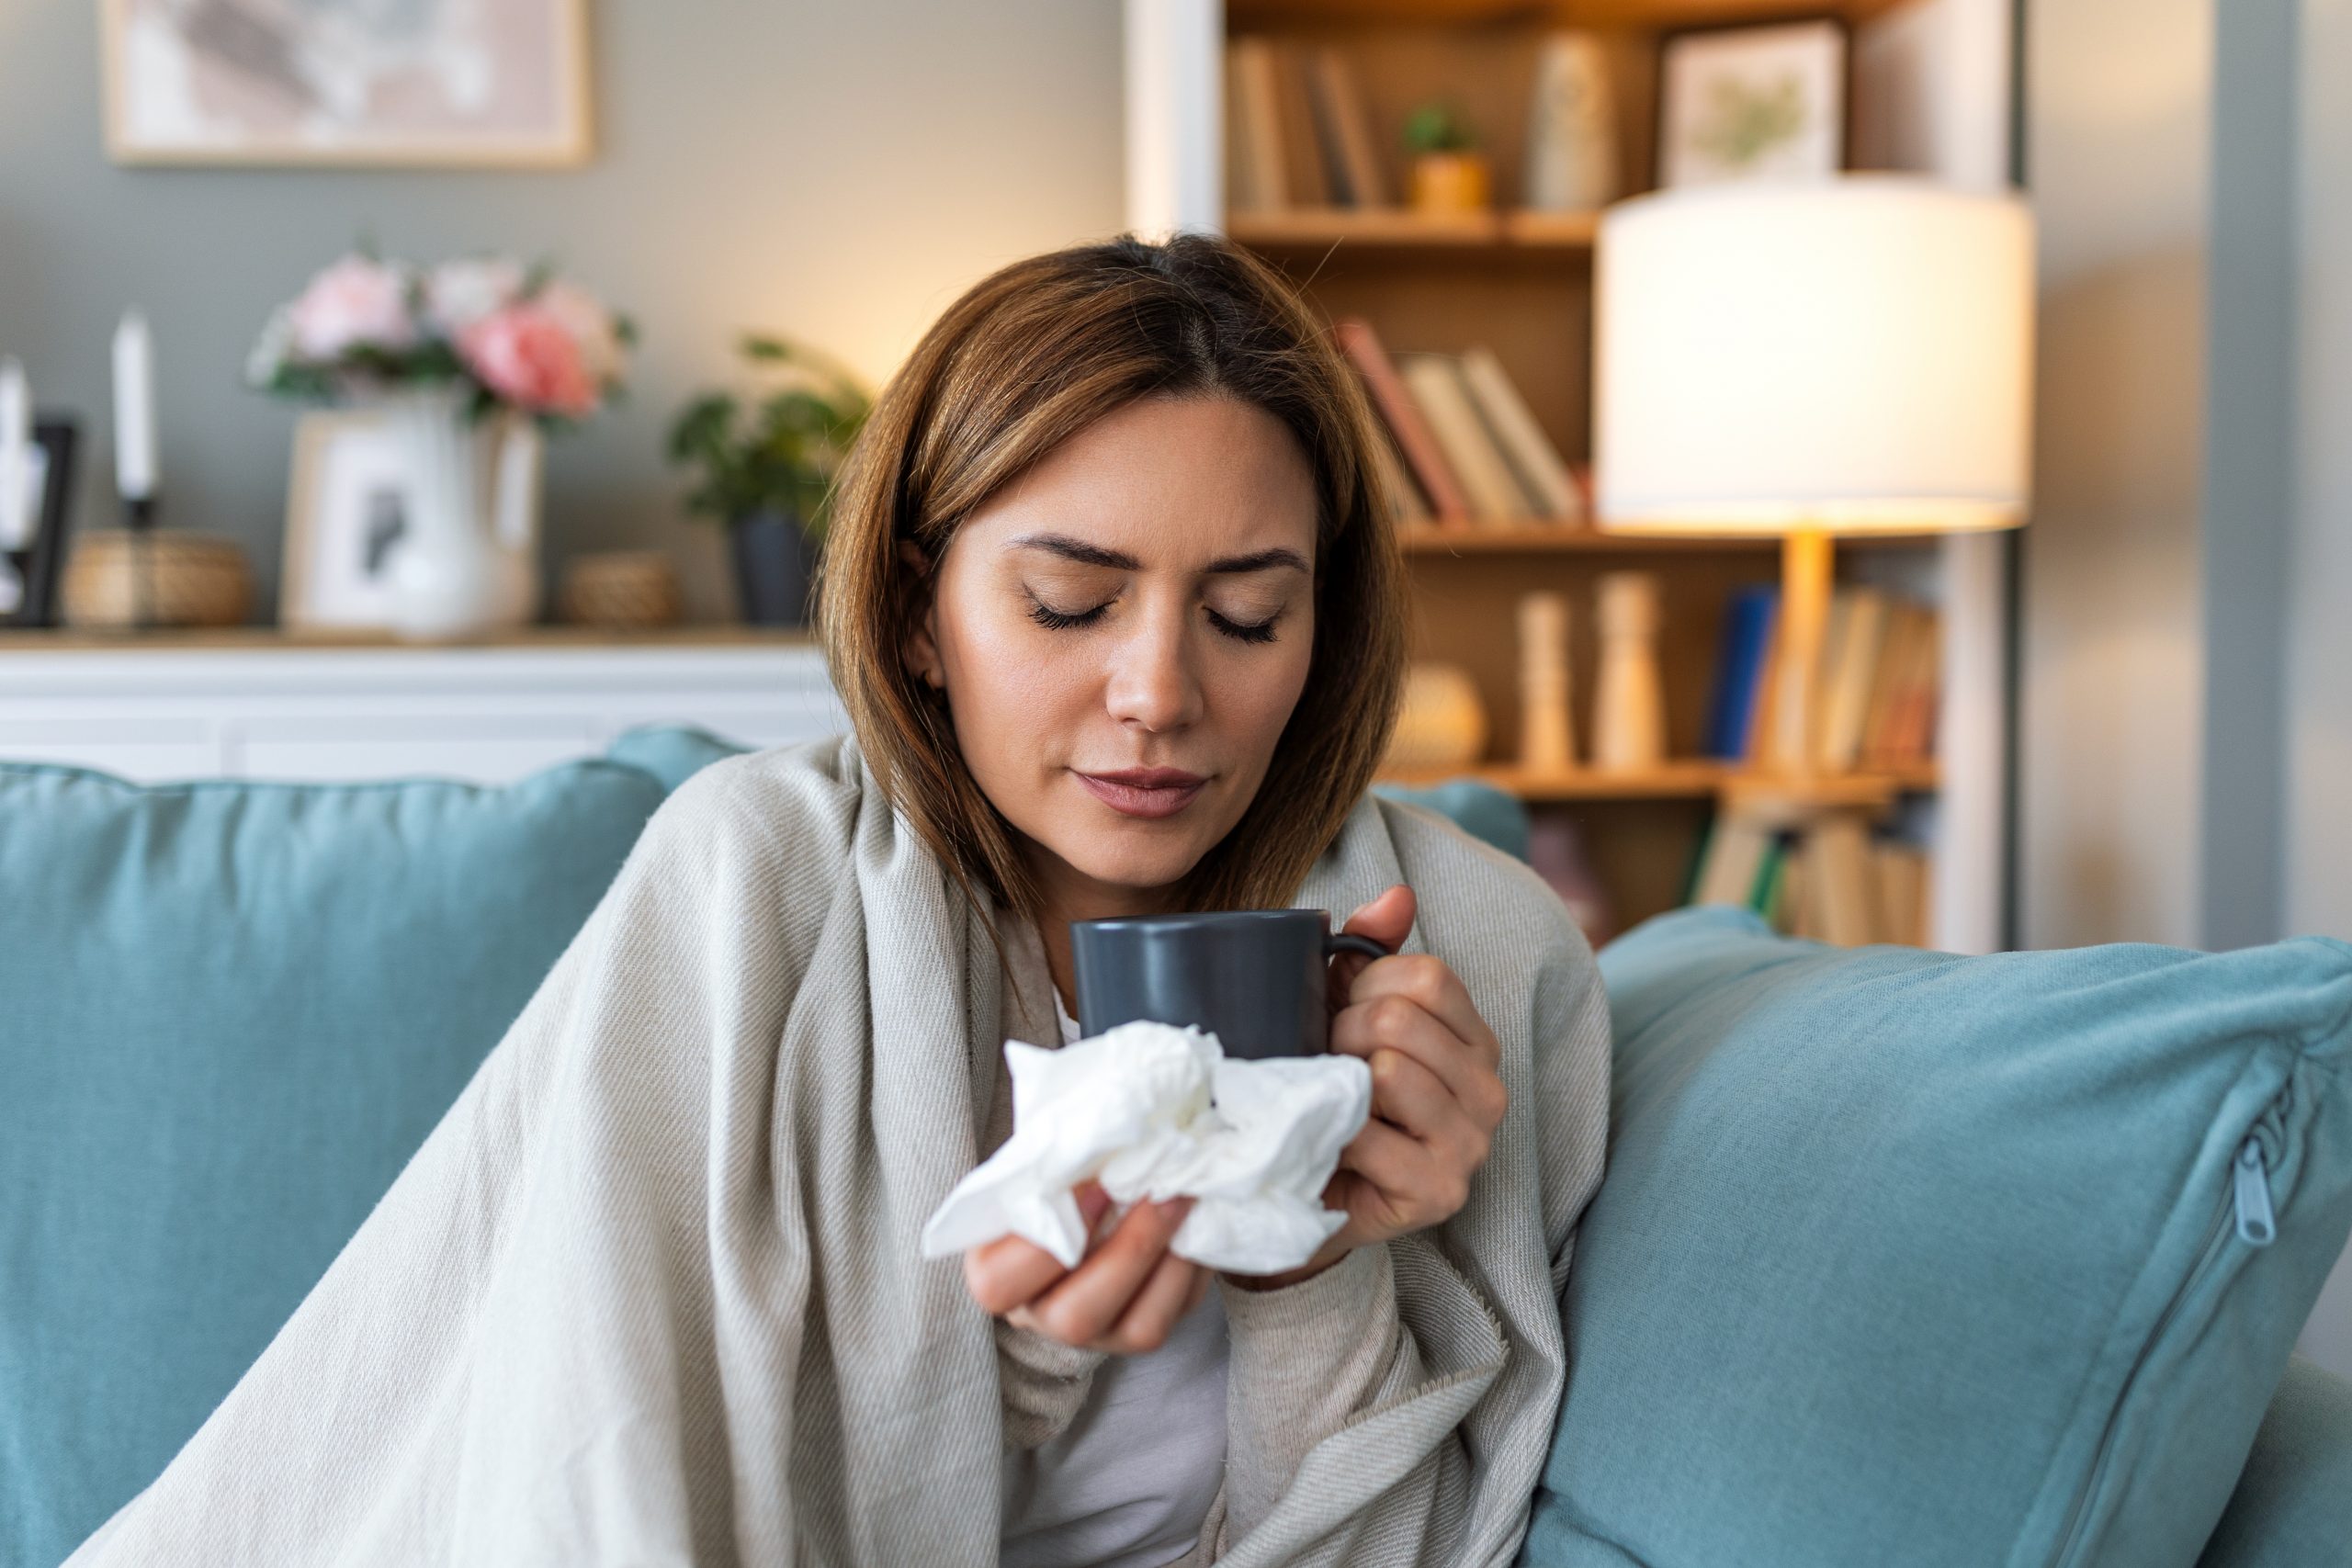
[1335,317,1587,529]
[1224,37,1390,211]
[1700,583,1940,773]
[1688,813,1932,949]
[1687,581,1942,946]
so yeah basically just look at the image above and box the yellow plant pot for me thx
[1410,152,1492,216]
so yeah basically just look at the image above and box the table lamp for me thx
[1592,175,2034,780]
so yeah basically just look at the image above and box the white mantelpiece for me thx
[0,632,842,784]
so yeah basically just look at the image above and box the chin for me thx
[1050,834,1212,898]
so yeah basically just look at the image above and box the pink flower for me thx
[458,302,600,417]
[534,280,625,386]
[287,254,416,360]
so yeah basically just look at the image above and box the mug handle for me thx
[1325,931,1391,962]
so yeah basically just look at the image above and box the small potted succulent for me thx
[665,334,870,626]
[1403,100,1491,216]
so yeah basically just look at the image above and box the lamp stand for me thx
[1770,525,1834,780]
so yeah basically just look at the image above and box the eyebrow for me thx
[1007,531,1310,576]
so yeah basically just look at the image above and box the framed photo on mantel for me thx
[98,0,594,168]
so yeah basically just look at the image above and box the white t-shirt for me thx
[998,986,1231,1568]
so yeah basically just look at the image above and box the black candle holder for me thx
[124,491,158,632]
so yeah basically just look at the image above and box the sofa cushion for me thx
[2194,1353,2352,1566]
[1527,906,2352,1568]
[0,758,667,1568]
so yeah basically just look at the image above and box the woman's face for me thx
[905,393,1319,916]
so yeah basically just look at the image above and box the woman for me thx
[67,233,1611,1568]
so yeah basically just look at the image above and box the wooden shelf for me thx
[1396,524,1940,555]
[1228,207,1599,255]
[1402,524,1764,554]
[1230,0,1910,25]
[1379,760,1939,803]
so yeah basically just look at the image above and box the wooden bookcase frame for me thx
[1124,0,2016,952]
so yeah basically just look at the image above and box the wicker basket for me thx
[558,550,682,630]
[62,531,254,629]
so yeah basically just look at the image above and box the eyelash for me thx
[1025,596,1282,646]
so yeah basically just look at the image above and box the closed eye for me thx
[1208,607,1281,644]
[1027,597,1110,631]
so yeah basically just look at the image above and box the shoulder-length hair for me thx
[819,231,1408,926]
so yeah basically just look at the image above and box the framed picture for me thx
[1,419,81,629]
[279,407,540,631]
[1656,18,1849,189]
[99,0,594,168]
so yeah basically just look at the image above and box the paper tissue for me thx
[919,1020,1374,1275]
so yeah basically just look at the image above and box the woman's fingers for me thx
[963,1179,1112,1315]
[1014,1195,1194,1347]
[1331,988,1505,1132]
[1346,953,1498,1073]
[1327,885,1416,1014]
[1100,1247,1205,1353]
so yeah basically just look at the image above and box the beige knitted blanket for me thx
[66,735,1611,1566]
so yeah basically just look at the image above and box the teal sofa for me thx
[4,728,2348,1568]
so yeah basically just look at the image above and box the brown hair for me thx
[818,231,1408,926]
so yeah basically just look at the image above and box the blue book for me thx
[1702,587,1778,760]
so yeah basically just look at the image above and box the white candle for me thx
[0,356,28,549]
[112,310,156,501]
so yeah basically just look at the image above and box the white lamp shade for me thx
[1595,176,2035,536]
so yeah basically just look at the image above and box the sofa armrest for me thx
[2196,1354,2352,1566]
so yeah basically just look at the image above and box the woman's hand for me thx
[1230,884,1509,1292]
[963,1182,1214,1353]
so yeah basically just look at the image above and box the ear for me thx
[896,539,946,691]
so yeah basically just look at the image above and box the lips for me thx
[1075,768,1207,819]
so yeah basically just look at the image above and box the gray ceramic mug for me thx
[1070,908,1391,1061]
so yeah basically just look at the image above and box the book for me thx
[1457,345,1581,521]
[1311,47,1389,207]
[1225,39,1287,213]
[1333,319,1471,525]
[1874,839,1930,947]
[1702,586,1776,761]
[1815,586,1887,770]
[1690,810,1778,910]
[1368,429,1430,525]
[1858,601,1922,769]
[1398,353,1531,523]
[1805,814,1879,946]
[1272,42,1330,207]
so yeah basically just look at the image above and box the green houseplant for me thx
[665,333,870,626]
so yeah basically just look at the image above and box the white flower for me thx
[286,254,417,361]
[243,304,297,385]
[425,256,526,334]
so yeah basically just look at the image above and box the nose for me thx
[1103,601,1204,733]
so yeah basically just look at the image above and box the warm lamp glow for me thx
[1594,176,2035,536]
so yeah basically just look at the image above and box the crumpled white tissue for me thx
[918,1020,1373,1275]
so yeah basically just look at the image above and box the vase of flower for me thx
[376,383,539,639]
[248,247,632,639]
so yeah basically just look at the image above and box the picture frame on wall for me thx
[1,419,81,629]
[1655,18,1849,189]
[98,0,594,168]
[279,407,541,631]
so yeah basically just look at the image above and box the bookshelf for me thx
[1123,0,2017,951]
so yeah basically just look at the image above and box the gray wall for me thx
[2024,0,2351,1379]
[2020,0,2211,952]
[0,0,1124,620]
[2286,0,2352,1382]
